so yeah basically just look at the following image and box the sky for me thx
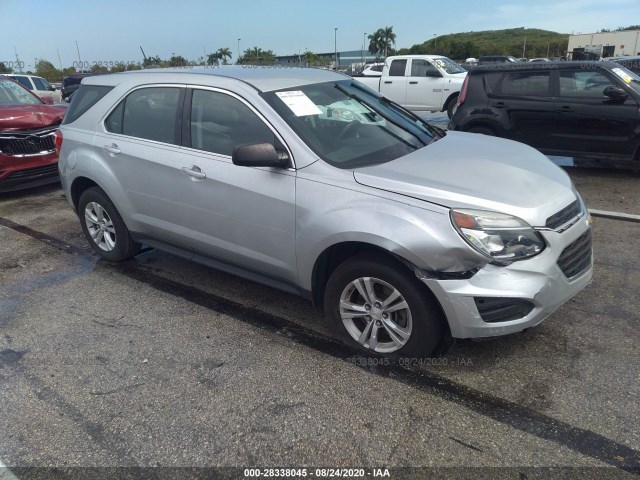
[1,0,639,70]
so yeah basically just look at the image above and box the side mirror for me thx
[603,85,628,100]
[42,97,54,105]
[232,143,290,168]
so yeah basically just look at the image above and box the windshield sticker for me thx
[434,59,445,68]
[612,67,633,84]
[276,90,323,116]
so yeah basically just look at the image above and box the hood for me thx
[353,131,576,227]
[0,104,67,130]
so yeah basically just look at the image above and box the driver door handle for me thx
[181,165,206,180]
[103,144,121,155]
[409,81,418,84]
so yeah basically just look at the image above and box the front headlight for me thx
[451,209,546,264]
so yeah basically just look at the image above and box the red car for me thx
[0,75,67,192]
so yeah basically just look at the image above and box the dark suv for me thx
[61,73,95,102]
[450,61,640,166]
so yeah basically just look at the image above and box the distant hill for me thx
[397,28,569,60]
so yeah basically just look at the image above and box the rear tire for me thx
[324,253,445,358]
[78,187,140,261]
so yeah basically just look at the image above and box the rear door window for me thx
[497,71,551,96]
[105,87,182,144]
[388,59,407,77]
[11,76,33,90]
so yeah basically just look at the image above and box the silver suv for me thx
[57,67,593,358]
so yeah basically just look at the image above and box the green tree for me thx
[90,64,109,74]
[239,47,276,65]
[217,47,232,64]
[143,55,163,68]
[207,52,221,66]
[35,59,61,81]
[0,62,13,73]
[169,55,189,67]
[381,26,396,57]
[368,30,384,60]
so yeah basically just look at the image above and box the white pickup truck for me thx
[353,55,467,118]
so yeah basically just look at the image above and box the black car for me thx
[476,56,520,65]
[450,61,640,166]
[61,73,95,102]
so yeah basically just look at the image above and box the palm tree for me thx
[368,30,384,61]
[217,47,232,65]
[381,26,396,58]
[207,52,221,66]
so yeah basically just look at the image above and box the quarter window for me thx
[32,77,49,90]
[498,71,550,96]
[189,89,277,156]
[559,70,615,98]
[105,87,182,144]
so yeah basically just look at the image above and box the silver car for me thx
[57,67,593,358]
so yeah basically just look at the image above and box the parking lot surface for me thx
[0,167,639,478]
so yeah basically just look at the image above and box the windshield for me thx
[433,57,467,74]
[0,78,43,105]
[264,80,439,168]
[611,65,640,96]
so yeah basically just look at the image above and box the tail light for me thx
[457,75,469,107]
[54,129,63,157]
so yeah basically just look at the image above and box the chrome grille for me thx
[0,127,57,156]
[557,229,592,279]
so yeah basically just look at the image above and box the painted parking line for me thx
[589,209,640,223]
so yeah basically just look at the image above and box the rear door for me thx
[405,58,444,110]
[95,85,188,243]
[552,67,639,159]
[379,58,408,106]
[491,69,555,150]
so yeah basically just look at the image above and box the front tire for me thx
[78,187,140,261]
[324,254,445,358]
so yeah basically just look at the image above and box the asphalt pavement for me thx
[0,165,639,479]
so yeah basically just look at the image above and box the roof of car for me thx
[468,61,625,74]
[82,66,349,92]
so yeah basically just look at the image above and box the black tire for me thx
[324,253,446,358]
[446,95,458,119]
[467,126,497,136]
[78,187,140,261]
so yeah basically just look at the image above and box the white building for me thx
[568,30,640,58]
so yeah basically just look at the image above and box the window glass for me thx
[410,60,439,77]
[559,70,615,98]
[63,85,113,124]
[498,71,550,96]
[32,77,48,90]
[190,89,276,156]
[11,76,33,90]
[0,78,42,105]
[371,65,383,72]
[104,87,181,144]
[388,60,407,77]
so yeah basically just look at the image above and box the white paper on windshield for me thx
[612,67,633,84]
[276,91,323,116]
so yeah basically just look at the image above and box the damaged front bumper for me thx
[419,216,593,339]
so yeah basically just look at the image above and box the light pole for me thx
[362,32,366,65]
[75,40,82,71]
[237,38,241,63]
[334,27,338,71]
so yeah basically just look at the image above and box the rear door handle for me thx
[181,165,206,180]
[103,144,121,155]
[491,102,507,109]
[384,81,393,84]
[557,105,575,113]
[409,81,418,85]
